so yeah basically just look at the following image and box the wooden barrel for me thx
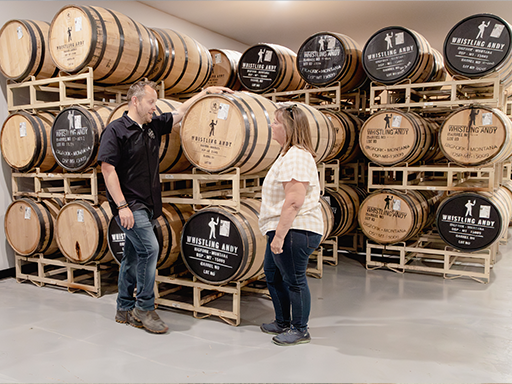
[438,105,512,166]
[296,31,368,92]
[48,5,158,85]
[358,189,441,244]
[1,111,62,172]
[436,190,511,251]
[107,99,192,173]
[443,13,512,88]
[206,49,243,90]
[107,203,194,269]
[55,199,113,264]
[322,110,363,164]
[319,196,335,242]
[148,28,212,95]
[500,180,512,224]
[362,26,435,85]
[180,198,264,284]
[277,102,336,163]
[237,43,305,93]
[323,185,367,237]
[50,105,113,172]
[4,197,62,256]
[359,109,439,166]
[180,91,281,174]
[0,19,58,81]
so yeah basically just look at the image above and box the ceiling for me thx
[140,1,512,53]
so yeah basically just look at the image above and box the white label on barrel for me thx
[393,199,401,211]
[219,220,231,237]
[264,51,273,62]
[16,26,23,39]
[480,205,491,219]
[218,104,229,120]
[77,209,84,223]
[395,32,404,45]
[19,122,26,138]
[74,115,82,129]
[491,24,505,38]
[324,196,331,204]
[392,115,402,128]
[215,53,222,64]
[24,207,31,220]
[75,17,82,32]
[482,113,493,126]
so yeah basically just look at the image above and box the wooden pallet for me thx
[365,234,495,284]
[367,163,503,192]
[155,271,268,326]
[15,253,117,297]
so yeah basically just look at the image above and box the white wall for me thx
[0,1,248,271]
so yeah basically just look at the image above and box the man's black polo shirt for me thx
[97,111,173,218]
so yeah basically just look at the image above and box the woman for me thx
[258,104,324,346]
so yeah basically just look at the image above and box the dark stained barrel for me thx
[180,199,263,285]
[50,105,112,172]
[443,13,512,88]
[362,26,435,85]
[436,190,511,251]
[237,43,305,93]
[296,31,368,92]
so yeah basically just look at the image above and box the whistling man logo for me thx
[384,195,392,210]
[67,27,72,42]
[208,217,219,239]
[465,200,476,216]
[209,120,217,137]
[385,32,393,50]
[476,21,490,39]
[384,114,392,129]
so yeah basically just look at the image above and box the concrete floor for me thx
[1,243,512,383]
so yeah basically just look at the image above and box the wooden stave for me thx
[322,110,362,164]
[149,28,213,95]
[180,91,281,174]
[206,49,243,90]
[48,5,158,85]
[180,199,264,285]
[56,199,113,264]
[0,19,59,81]
[4,197,62,256]
[319,196,335,242]
[1,110,62,172]
[50,105,113,172]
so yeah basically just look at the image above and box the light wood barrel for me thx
[0,19,58,81]
[206,49,243,90]
[1,111,62,172]
[436,190,511,252]
[323,185,368,237]
[180,91,281,174]
[278,102,336,163]
[322,110,363,164]
[4,198,63,256]
[500,180,512,224]
[362,26,435,85]
[359,109,439,166]
[148,28,212,95]
[48,5,158,85]
[56,199,113,264]
[237,43,305,93]
[319,196,335,242]
[180,199,264,284]
[108,203,194,269]
[443,13,512,88]
[50,105,113,172]
[107,99,192,173]
[438,105,512,166]
[296,31,368,92]
[358,189,441,244]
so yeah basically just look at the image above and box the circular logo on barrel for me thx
[181,211,244,283]
[436,193,502,251]
[363,27,419,83]
[51,108,95,171]
[238,45,279,92]
[297,33,346,86]
[444,14,511,77]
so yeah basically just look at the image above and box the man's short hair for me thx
[127,80,157,104]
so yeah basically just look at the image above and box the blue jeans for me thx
[115,209,159,312]
[264,229,322,331]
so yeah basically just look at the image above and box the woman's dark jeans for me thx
[264,229,322,332]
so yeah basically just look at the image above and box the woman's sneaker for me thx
[272,327,311,346]
[260,320,290,335]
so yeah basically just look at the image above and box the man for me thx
[98,80,232,334]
